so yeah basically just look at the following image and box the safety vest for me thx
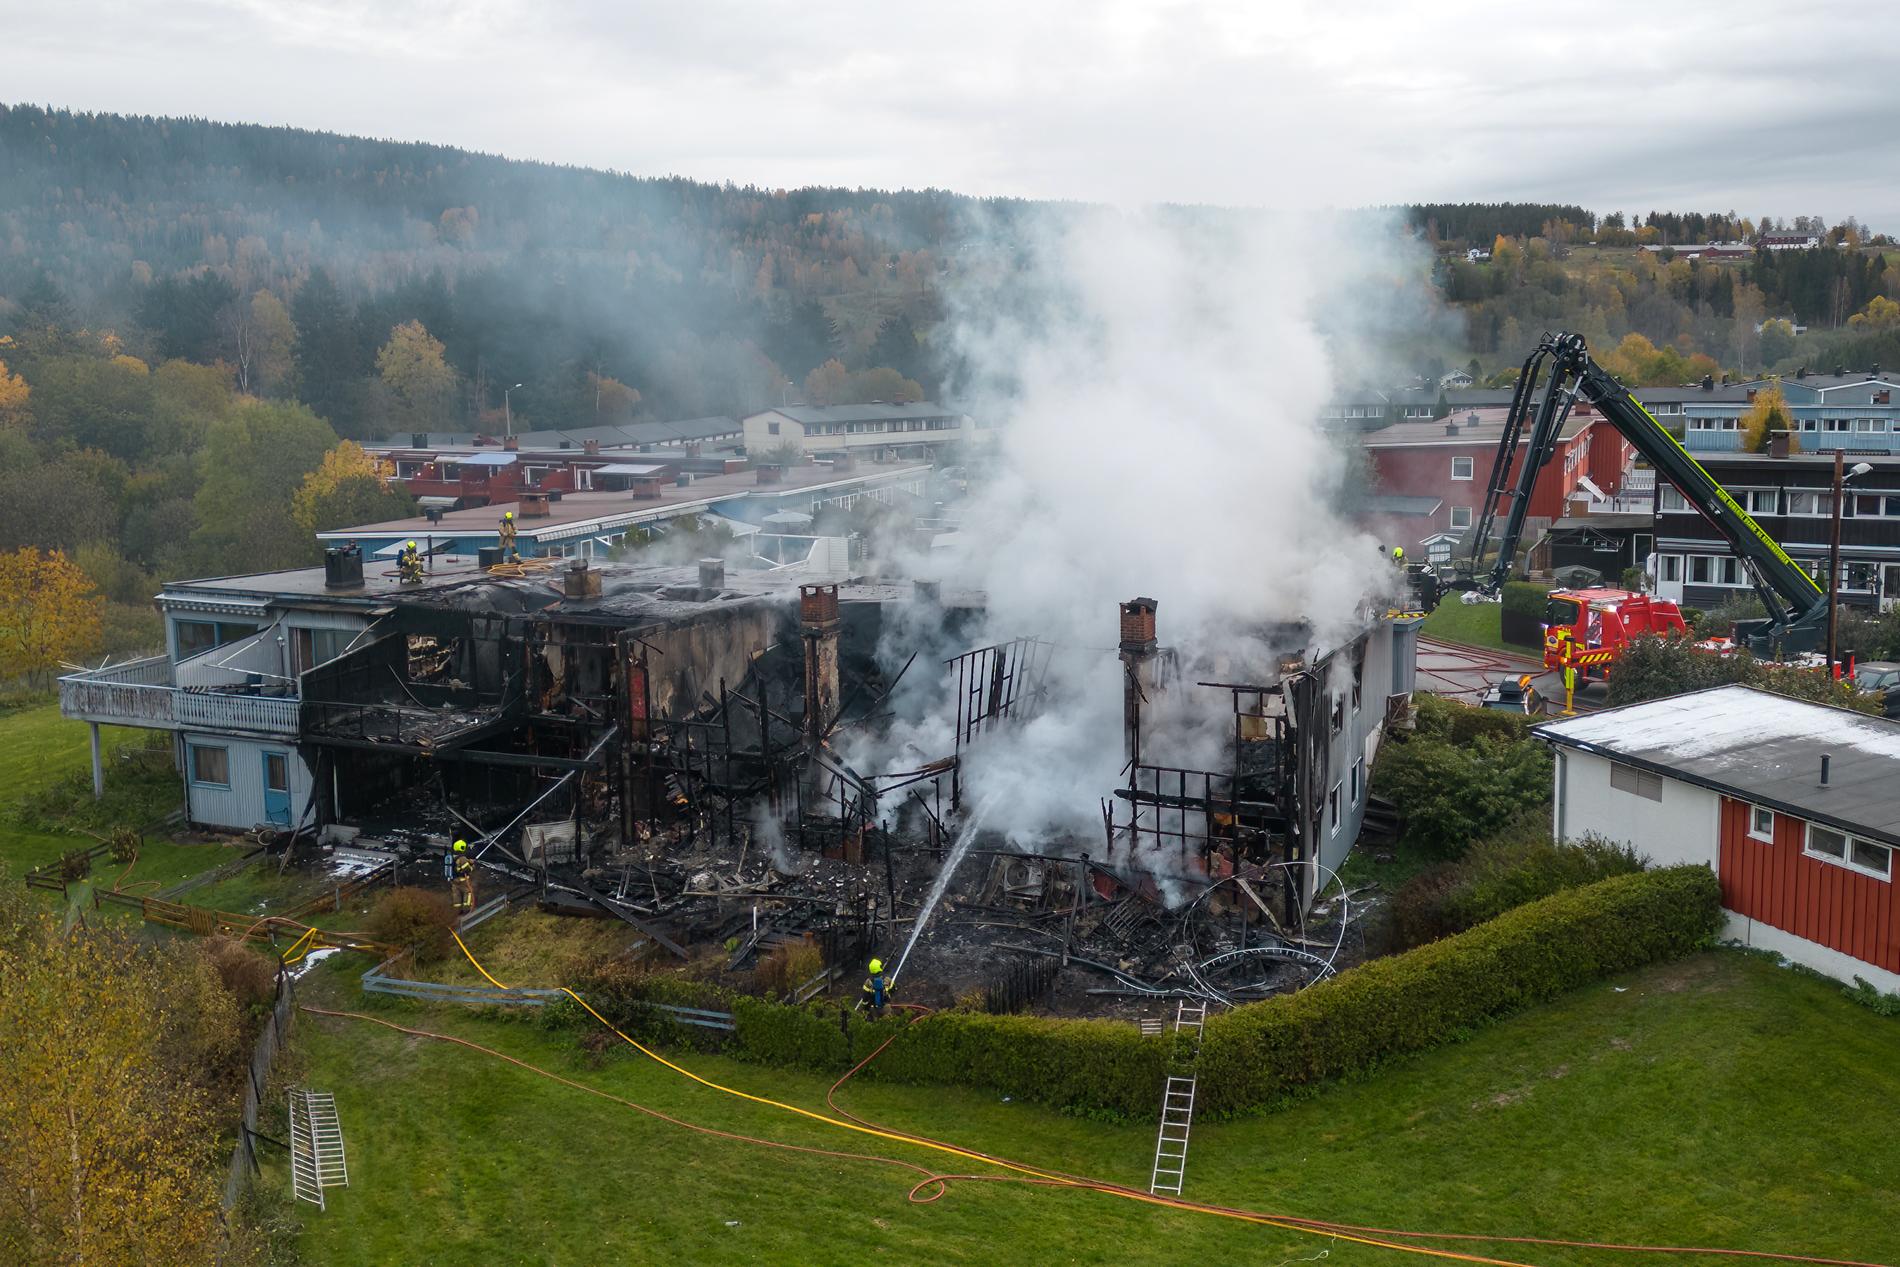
[862,973,888,1006]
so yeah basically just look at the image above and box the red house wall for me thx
[1363,419,1623,551]
[1717,796,1899,973]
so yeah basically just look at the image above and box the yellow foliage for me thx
[109,353,150,376]
[1847,295,1900,330]
[1739,384,1796,454]
[292,440,393,532]
[0,358,28,425]
[0,548,103,682]
[0,918,231,1265]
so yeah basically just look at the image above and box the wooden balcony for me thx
[60,656,299,737]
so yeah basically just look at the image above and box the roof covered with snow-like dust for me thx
[1534,685,1900,844]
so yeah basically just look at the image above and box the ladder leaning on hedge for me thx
[1149,999,1207,1196]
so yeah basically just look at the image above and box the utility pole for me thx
[504,382,524,439]
[1827,448,1844,676]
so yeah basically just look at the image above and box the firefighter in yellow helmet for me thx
[498,510,519,563]
[449,839,475,913]
[1391,545,1405,568]
[398,540,424,584]
[861,957,891,1019]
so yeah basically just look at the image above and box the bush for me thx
[106,826,141,865]
[1499,581,1549,647]
[1385,815,1643,950]
[1372,704,1551,858]
[861,1011,1166,1119]
[1607,635,1875,712]
[364,887,456,963]
[202,934,278,1014]
[1196,866,1722,1116]
[755,939,824,1000]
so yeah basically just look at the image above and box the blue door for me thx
[262,751,292,827]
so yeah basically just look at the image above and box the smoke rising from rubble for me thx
[852,207,1436,862]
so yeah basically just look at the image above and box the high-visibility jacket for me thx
[862,972,888,1007]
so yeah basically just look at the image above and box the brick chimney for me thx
[583,438,601,455]
[1118,598,1161,763]
[504,434,520,452]
[800,584,841,741]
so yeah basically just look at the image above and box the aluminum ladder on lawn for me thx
[1148,999,1208,1197]
[288,1089,349,1210]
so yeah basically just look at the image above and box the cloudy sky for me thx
[9,0,1900,225]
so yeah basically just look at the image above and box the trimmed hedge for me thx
[1500,580,1549,647]
[1195,865,1721,1116]
[546,866,1720,1121]
[858,1011,1167,1119]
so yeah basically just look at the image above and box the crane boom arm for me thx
[1466,332,1825,646]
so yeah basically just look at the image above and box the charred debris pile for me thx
[286,557,1411,1012]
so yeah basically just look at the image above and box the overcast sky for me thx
[9,0,1900,227]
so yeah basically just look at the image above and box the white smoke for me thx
[851,205,1432,854]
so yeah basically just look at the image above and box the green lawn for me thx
[0,699,237,912]
[273,951,1900,1266]
[1420,599,1538,655]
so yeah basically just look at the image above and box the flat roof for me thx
[162,556,493,603]
[317,463,931,541]
[1533,685,1900,846]
[1361,409,1592,448]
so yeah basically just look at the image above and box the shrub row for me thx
[1195,865,1722,1116]
[544,866,1720,1120]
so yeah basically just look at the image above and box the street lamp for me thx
[504,383,524,439]
[1826,455,1875,675]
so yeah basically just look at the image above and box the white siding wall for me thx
[182,733,315,832]
[1724,912,1900,994]
[1552,749,1721,868]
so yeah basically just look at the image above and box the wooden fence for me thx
[223,967,297,1211]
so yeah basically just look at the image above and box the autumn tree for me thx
[1757,318,1799,369]
[0,914,237,1266]
[0,357,28,429]
[587,371,641,422]
[1848,295,1900,331]
[192,399,339,571]
[376,320,458,429]
[292,440,414,533]
[804,357,850,406]
[1739,383,1795,453]
[229,289,296,395]
[0,548,103,684]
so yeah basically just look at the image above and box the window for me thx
[1330,694,1345,735]
[264,752,289,793]
[1660,555,1682,583]
[1609,761,1663,802]
[1658,487,1689,512]
[1690,556,1711,584]
[1449,506,1473,529]
[1746,489,1779,515]
[176,620,258,659]
[291,627,351,674]
[1328,782,1343,835]
[1351,756,1366,805]
[190,745,230,787]
[1451,456,1474,480]
[1787,491,1833,517]
[767,421,780,435]
[1805,823,1892,880]
[1748,805,1775,842]
[1717,557,1742,586]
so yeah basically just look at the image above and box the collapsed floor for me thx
[275,559,1412,1014]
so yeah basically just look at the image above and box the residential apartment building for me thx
[742,403,986,459]
[1650,451,1900,611]
[1355,408,1636,560]
[1667,371,1900,455]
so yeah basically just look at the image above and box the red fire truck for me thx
[1540,587,1689,680]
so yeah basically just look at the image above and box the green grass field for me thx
[272,948,1900,1266]
[1420,599,1537,655]
[0,699,236,910]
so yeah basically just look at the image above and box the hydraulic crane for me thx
[1464,331,1828,658]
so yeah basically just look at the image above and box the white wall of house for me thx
[1552,749,1721,867]
[181,732,314,832]
[1724,912,1900,995]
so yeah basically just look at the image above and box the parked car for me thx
[1852,660,1900,718]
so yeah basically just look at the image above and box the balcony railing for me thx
[60,657,299,737]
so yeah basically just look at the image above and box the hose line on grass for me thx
[437,930,1891,1267]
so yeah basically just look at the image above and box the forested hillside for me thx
[3,104,1899,676]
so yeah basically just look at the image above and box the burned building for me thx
[63,543,1418,1009]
